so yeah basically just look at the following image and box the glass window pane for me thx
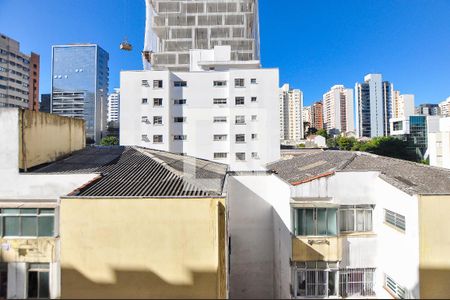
[3,209,19,214]
[297,209,304,235]
[356,210,364,231]
[329,271,337,296]
[317,209,327,235]
[317,271,327,296]
[4,216,20,236]
[21,208,37,215]
[305,209,315,235]
[22,216,37,236]
[28,271,38,298]
[39,271,50,298]
[39,209,54,215]
[327,209,337,236]
[38,216,54,237]
[365,210,373,231]
[346,210,355,231]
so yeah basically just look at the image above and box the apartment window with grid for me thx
[235,134,245,143]
[141,80,149,87]
[235,115,245,125]
[174,81,187,87]
[0,208,55,237]
[142,98,148,104]
[339,268,375,298]
[141,116,149,123]
[294,208,337,236]
[174,135,187,141]
[153,98,163,106]
[340,205,373,233]
[235,97,245,105]
[384,209,405,231]
[153,116,162,125]
[213,98,227,105]
[213,80,227,87]
[251,133,258,140]
[251,152,259,159]
[174,117,186,123]
[214,134,227,141]
[296,261,338,298]
[384,274,406,299]
[141,134,148,141]
[174,99,186,105]
[213,116,227,123]
[153,135,163,143]
[251,115,257,121]
[153,80,163,88]
[234,78,245,88]
[236,152,246,161]
[251,96,257,102]
[214,152,227,159]
[28,263,50,299]
[251,78,257,84]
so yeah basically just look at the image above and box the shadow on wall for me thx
[61,267,220,299]
[291,238,325,261]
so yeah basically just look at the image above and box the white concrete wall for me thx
[428,117,450,169]
[227,174,291,299]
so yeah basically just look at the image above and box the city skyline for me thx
[1,0,450,105]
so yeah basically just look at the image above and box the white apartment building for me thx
[428,117,450,169]
[355,74,393,138]
[439,96,450,117]
[228,149,450,299]
[302,105,311,124]
[279,84,304,142]
[120,46,279,171]
[392,92,415,119]
[323,85,354,135]
[107,88,120,122]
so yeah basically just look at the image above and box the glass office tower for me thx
[51,44,109,143]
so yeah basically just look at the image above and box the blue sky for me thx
[1,0,449,106]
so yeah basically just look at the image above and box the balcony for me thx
[292,236,342,262]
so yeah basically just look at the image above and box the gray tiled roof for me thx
[268,150,450,195]
[33,146,228,197]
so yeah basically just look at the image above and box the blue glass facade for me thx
[51,45,109,143]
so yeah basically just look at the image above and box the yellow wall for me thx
[419,195,450,299]
[18,109,85,170]
[292,236,342,262]
[0,238,57,263]
[60,197,227,299]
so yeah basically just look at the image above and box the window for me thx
[384,209,405,231]
[213,116,227,123]
[213,98,227,105]
[251,115,257,121]
[235,115,245,125]
[296,261,338,298]
[174,81,187,87]
[214,152,227,159]
[28,263,49,299]
[251,78,257,84]
[234,78,245,87]
[236,152,246,161]
[235,97,245,105]
[142,98,148,104]
[141,134,148,141]
[153,80,163,88]
[153,116,162,125]
[153,98,163,106]
[340,205,373,233]
[251,97,257,102]
[153,135,163,143]
[235,134,245,143]
[0,264,6,299]
[251,133,258,140]
[141,80,149,87]
[214,134,227,141]
[174,135,187,141]
[1,208,54,237]
[384,274,406,299]
[340,268,375,298]
[174,99,186,105]
[251,152,259,159]
[174,117,186,123]
[141,116,149,123]
[294,208,337,236]
[213,80,227,87]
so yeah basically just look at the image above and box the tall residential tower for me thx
[279,84,304,142]
[322,85,354,135]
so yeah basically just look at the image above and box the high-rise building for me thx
[302,105,312,124]
[390,115,428,160]
[143,0,260,71]
[415,103,440,116]
[107,88,120,123]
[120,46,279,171]
[439,97,450,117]
[392,92,415,119]
[311,101,324,130]
[40,94,51,113]
[355,74,393,138]
[51,44,109,143]
[322,85,354,135]
[0,33,40,110]
[279,84,303,142]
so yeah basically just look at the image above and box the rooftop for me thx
[33,146,228,197]
[268,150,450,195]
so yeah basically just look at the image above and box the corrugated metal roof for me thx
[33,146,228,197]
